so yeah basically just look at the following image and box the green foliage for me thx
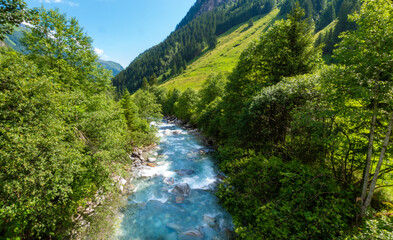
[163,88,181,116]
[174,88,199,123]
[197,73,225,111]
[240,73,321,153]
[217,151,355,239]
[221,4,321,143]
[197,97,223,140]
[132,89,162,121]
[142,77,149,90]
[22,8,112,94]
[0,6,160,238]
[0,49,129,239]
[344,216,393,240]
[0,0,34,40]
[120,89,140,131]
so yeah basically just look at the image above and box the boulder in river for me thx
[175,169,195,176]
[147,157,157,162]
[166,223,183,231]
[176,196,185,203]
[146,162,157,167]
[203,214,217,227]
[163,177,175,185]
[171,183,190,195]
[179,229,204,239]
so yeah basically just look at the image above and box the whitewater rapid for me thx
[116,121,234,240]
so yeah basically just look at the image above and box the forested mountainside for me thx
[4,26,124,77]
[98,60,124,77]
[113,0,359,94]
[175,0,235,30]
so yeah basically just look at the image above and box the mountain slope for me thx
[176,0,235,30]
[114,0,359,94]
[98,59,124,77]
[113,0,276,93]
[162,9,280,91]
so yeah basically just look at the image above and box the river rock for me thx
[119,178,127,185]
[147,157,157,162]
[163,177,175,185]
[146,162,157,167]
[207,181,219,191]
[171,183,190,195]
[176,196,185,203]
[151,152,158,156]
[179,229,203,238]
[166,223,183,231]
[203,214,217,227]
[175,169,195,176]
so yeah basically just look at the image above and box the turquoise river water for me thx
[116,121,234,240]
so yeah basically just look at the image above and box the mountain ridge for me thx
[176,0,235,30]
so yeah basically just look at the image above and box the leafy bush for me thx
[217,149,355,239]
[344,216,393,240]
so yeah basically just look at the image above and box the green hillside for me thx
[98,59,124,77]
[161,9,280,91]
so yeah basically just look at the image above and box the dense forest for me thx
[2,0,393,239]
[113,0,360,94]
[0,2,162,238]
[147,0,393,238]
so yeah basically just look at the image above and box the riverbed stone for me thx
[147,157,157,162]
[203,214,217,227]
[175,169,195,176]
[163,177,175,185]
[176,196,185,203]
[146,162,157,167]
[119,178,127,185]
[166,223,183,231]
[171,183,190,195]
[179,229,203,239]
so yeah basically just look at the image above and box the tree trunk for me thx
[360,100,377,217]
[363,112,393,212]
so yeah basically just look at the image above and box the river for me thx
[116,121,234,240]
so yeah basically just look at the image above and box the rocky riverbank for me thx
[70,144,159,239]
[115,120,234,239]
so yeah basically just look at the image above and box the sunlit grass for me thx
[160,8,280,91]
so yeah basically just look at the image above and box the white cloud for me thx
[38,0,79,7]
[94,48,104,56]
[94,48,110,60]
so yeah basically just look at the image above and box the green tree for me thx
[0,0,34,40]
[22,7,111,93]
[142,76,149,90]
[149,73,158,85]
[222,4,321,142]
[120,89,140,131]
[163,88,181,115]
[334,0,393,217]
[197,73,225,112]
[174,88,199,122]
[132,89,162,121]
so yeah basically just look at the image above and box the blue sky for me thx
[25,0,196,68]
